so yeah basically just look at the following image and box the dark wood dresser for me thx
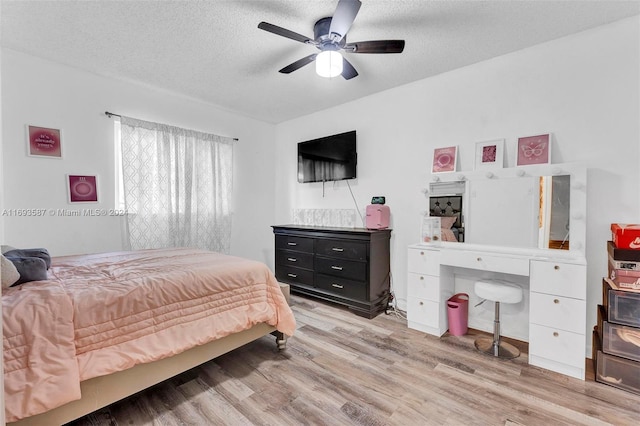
[272,225,391,318]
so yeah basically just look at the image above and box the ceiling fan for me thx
[258,0,405,80]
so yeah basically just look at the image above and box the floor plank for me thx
[66,294,640,426]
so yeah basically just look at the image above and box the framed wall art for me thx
[432,146,458,173]
[474,139,504,170]
[67,175,98,203]
[27,125,62,158]
[516,133,551,166]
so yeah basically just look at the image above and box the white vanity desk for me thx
[408,162,588,380]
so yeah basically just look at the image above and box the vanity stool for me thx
[474,279,523,359]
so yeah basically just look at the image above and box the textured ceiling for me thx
[2,0,639,124]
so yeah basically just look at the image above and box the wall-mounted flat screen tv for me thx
[297,130,357,183]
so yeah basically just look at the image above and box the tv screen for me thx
[297,130,357,183]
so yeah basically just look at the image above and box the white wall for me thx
[275,17,640,345]
[1,49,277,263]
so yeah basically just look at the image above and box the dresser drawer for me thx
[407,248,440,276]
[407,272,440,301]
[407,298,440,328]
[316,239,367,261]
[315,256,367,281]
[529,323,585,368]
[440,250,529,276]
[529,292,586,334]
[275,265,314,287]
[530,260,586,299]
[315,274,366,300]
[275,250,314,270]
[275,235,314,253]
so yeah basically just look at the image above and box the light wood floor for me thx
[67,295,640,426]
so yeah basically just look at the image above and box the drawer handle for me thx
[477,257,482,262]
[332,283,344,289]
[287,273,297,278]
[420,251,424,255]
[553,299,560,304]
[419,301,424,306]
[287,258,297,262]
[331,266,343,271]
[553,332,559,337]
[287,242,297,246]
[554,265,560,270]
[332,247,344,252]
[419,276,424,280]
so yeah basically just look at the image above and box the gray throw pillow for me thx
[7,257,48,286]
[4,248,51,269]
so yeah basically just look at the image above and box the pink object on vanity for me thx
[365,204,390,230]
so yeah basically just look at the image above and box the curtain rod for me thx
[104,111,239,141]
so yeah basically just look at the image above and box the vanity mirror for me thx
[428,162,586,256]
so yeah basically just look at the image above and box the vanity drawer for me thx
[530,260,586,299]
[529,292,586,334]
[407,247,440,276]
[407,297,440,328]
[529,323,585,368]
[440,250,529,276]
[315,274,366,301]
[274,265,314,287]
[316,239,366,261]
[407,272,440,301]
[275,250,314,270]
[315,256,367,281]
[275,235,314,253]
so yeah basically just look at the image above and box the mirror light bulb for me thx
[316,51,343,78]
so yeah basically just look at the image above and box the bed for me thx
[2,248,296,425]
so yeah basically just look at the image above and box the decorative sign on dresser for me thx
[272,225,391,318]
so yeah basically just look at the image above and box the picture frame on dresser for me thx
[516,133,552,166]
[474,139,504,170]
[432,146,458,173]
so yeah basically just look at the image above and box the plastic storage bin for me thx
[447,293,469,336]
[602,279,640,327]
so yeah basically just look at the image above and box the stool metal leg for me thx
[474,301,520,359]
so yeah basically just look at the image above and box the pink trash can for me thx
[447,293,469,336]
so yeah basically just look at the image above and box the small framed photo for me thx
[474,139,504,170]
[421,216,441,245]
[516,133,551,166]
[432,146,458,173]
[67,175,98,203]
[27,125,62,158]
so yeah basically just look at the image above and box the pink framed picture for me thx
[474,139,504,170]
[516,133,551,166]
[68,175,98,203]
[432,146,458,173]
[27,125,62,158]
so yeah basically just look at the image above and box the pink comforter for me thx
[2,248,296,422]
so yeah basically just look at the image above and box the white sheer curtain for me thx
[119,116,234,253]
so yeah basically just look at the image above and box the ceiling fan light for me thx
[316,51,343,78]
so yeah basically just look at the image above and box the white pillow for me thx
[1,245,17,254]
[1,254,20,289]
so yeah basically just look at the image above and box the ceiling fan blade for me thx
[258,22,314,44]
[279,54,318,74]
[345,40,405,54]
[341,57,358,80]
[329,0,362,42]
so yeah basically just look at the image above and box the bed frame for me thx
[7,284,290,426]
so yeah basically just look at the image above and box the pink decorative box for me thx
[365,204,390,230]
[608,259,640,291]
[611,223,640,249]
